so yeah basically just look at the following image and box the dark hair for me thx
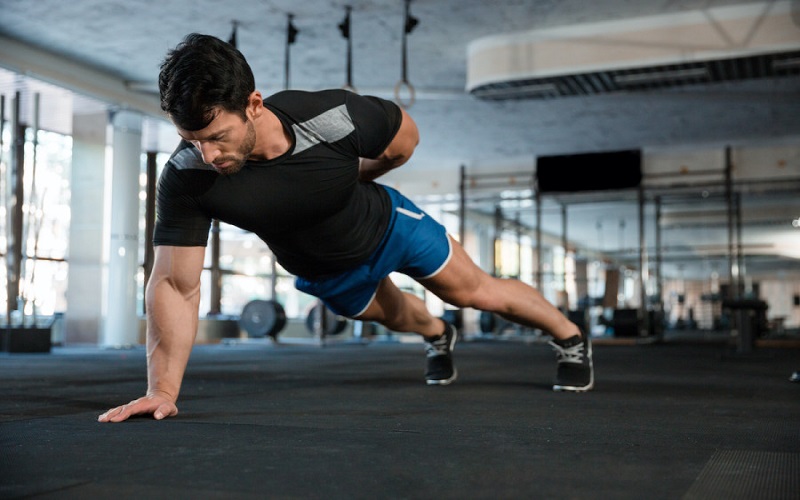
[158,33,255,131]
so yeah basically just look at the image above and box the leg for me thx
[354,277,444,339]
[420,236,592,391]
[354,277,458,386]
[420,235,579,341]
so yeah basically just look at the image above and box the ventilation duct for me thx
[467,1,800,100]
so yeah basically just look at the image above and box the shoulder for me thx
[166,141,215,173]
[264,89,397,119]
[159,141,217,198]
[264,89,348,118]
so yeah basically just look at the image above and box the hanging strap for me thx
[228,20,238,48]
[395,0,418,108]
[285,14,299,90]
[338,6,356,92]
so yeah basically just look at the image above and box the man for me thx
[99,33,592,423]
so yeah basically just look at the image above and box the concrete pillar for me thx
[65,112,108,344]
[102,110,142,347]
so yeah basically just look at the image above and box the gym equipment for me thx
[394,0,418,108]
[306,304,348,336]
[338,6,357,92]
[612,308,639,337]
[239,300,287,338]
[722,299,768,355]
[479,311,496,334]
[478,311,517,335]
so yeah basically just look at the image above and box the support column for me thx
[102,110,142,347]
[5,92,23,324]
[65,111,107,344]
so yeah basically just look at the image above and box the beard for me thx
[212,120,256,175]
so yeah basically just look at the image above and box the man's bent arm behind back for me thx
[98,245,205,423]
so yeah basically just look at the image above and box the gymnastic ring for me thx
[394,79,416,109]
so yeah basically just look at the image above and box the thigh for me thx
[353,277,404,323]
[418,235,492,307]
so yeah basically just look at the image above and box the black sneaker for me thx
[549,333,594,392]
[424,322,458,385]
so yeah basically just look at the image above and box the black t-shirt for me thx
[153,89,402,278]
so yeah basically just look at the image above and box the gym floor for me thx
[2,337,798,499]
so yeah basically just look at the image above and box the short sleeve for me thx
[152,147,214,247]
[345,93,403,159]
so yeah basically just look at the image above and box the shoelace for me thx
[425,334,450,358]
[550,340,585,364]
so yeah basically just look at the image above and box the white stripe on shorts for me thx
[396,207,425,220]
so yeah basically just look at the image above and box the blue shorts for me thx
[295,185,452,317]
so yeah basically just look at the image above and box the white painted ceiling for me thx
[1,0,799,283]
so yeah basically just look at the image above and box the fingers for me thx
[154,402,178,420]
[97,396,178,423]
[97,404,130,423]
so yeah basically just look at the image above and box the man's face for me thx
[177,110,256,175]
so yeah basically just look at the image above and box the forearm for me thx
[358,107,419,182]
[145,277,201,403]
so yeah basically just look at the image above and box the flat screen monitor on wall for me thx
[536,149,642,193]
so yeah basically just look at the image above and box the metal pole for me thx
[654,195,663,332]
[535,188,542,290]
[736,192,746,295]
[493,205,502,277]
[458,165,466,246]
[638,184,649,336]
[725,146,738,298]
[515,212,522,280]
[143,151,157,315]
[209,219,222,315]
[561,203,568,293]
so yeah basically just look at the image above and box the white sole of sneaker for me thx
[553,372,594,392]
[552,382,594,392]
[426,369,458,386]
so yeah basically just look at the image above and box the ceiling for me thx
[1,0,799,284]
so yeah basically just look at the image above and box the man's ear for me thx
[246,91,263,119]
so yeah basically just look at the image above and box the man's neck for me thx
[251,108,292,161]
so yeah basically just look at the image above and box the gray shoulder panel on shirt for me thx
[292,104,355,155]
[171,146,215,171]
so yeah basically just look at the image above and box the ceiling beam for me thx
[0,34,163,118]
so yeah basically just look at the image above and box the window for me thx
[0,126,72,321]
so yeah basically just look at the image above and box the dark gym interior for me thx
[1,1,799,498]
